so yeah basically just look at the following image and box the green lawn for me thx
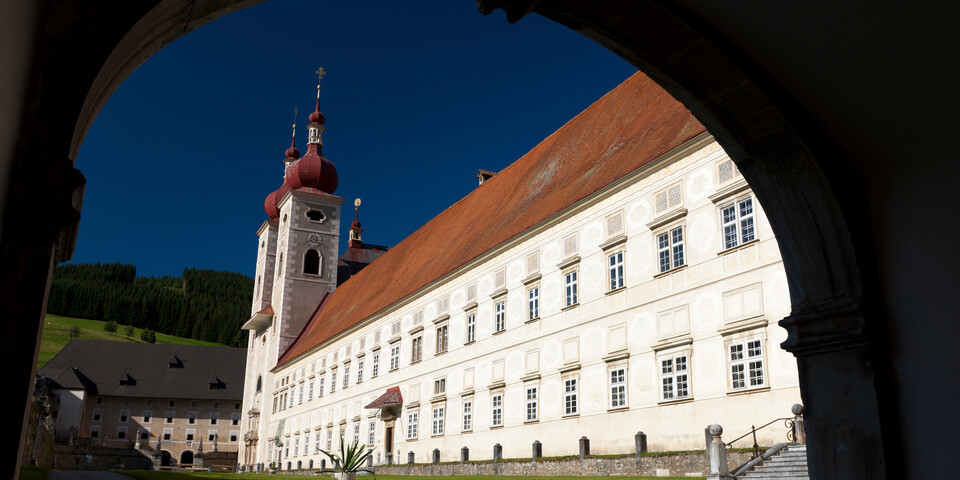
[38,314,228,367]
[116,472,700,480]
[18,467,50,480]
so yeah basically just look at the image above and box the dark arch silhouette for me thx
[5,1,956,478]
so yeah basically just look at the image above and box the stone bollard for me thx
[792,404,806,444]
[706,424,733,479]
[493,443,502,461]
[579,436,590,460]
[385,452,392,466]
[461,446,469,463]
[635,431,647,459]
[532,440,542,461]
[433,449,440,464]
[408,451,415,464]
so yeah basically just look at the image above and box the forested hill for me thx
[47,263,253,347]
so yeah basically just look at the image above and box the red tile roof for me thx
[364,386,403,409]
[277,72,705,366]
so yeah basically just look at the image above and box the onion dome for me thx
[352,218,361,229]
[284,126,300,160]
[287,83,338,194]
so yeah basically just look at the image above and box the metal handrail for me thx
[725,416,797,458]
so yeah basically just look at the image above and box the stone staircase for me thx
[738,443,809,479]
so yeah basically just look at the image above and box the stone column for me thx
[791,404,806,444]
[706,424,732,479]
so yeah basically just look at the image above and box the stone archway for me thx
[179,449,194,466]
[161,450,172,467]
[3,2,905,479]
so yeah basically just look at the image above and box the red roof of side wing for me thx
[277,72,705,366]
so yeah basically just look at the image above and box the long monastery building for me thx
[239,72,800,470]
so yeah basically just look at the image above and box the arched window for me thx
[256,375,262,392]
[303,249,321,276]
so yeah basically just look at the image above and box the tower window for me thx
[304,250,321,276]
[306,209,326,223]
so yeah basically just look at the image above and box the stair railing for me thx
[725,403,804,459]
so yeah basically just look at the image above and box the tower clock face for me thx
[306,233,322,247]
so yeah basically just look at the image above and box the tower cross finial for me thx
[316,67,327,89]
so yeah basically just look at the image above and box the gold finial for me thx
[292,106,298,132]
[316,67,327,89]
[354,198,361,208]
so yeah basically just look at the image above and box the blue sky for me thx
[72,0,637,278]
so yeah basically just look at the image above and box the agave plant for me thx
[320,439,373,476]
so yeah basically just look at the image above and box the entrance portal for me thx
[179,450,194,466]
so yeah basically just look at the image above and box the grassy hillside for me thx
[38,313,228,368]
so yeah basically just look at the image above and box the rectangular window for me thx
[466,283,477,302]
[308,381,314,400]
[655,183,683,214]
[730,340,765,389]
[117,426,127,439]
[327,430,332,450]
[354,424,360,444]
[289,391,294,407]
[525,386,538,421]
[318,376,325,396]
[186,430,195,442]
[407,412,418,439]
[434,378,446,395]
[411,336,423,363]
[609,367,627,408]
[298,385,304,404]
[141,429,150,440]
[372,354,379,377]
[436,324,448,354]
[721,197,756,250]
[368,421,376,446]
[491,394,503,427]
[90,426,100,438]
[163,428,173,440]
[564,270,579,306]
[661,354,690,400]
[316,430,321,453]
[343,365,350,388]
[92,409,102,422]
[495,300,506,332]
[142,410,152,423]
[717,158,741,184]
[188,411,197,424]
[564,378,579,415]
[432,406,445,435]
[606,211,624,237]
[657,226,685,273]
[390,344,400,370]
[119,409,129,423]
[563,233,579,257]
[331,371,337,393]
[437,297,450,315]
[231,430,239,442]
[165,411,174,424]
[210,412,219,425]
[466,313,476,343]
[462,400,473,431]
[526,251,540,275]
[608,251,625,290]
[527,287,539,320]
[357,360,364,383]
[293,435,299,456]
[209,430,217,442]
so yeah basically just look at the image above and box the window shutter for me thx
[668,185,682,208]
[655,191,668,213]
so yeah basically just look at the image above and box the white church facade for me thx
[238,72,800,471]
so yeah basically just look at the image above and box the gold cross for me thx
[315,67,327,87]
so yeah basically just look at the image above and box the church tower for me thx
[240,72,344,468]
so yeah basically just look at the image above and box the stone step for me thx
[759,461,809,468]
[754,466,810,473]
[742,473,810,478]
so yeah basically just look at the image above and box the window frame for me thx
[406,411,418,440]
[491,393,503,427]
[527,285,540,320]
[432,405,445,436]
[609,366,628,409]
[436,323,448,354]
[462,398,473,432]
[563,376,579,416]
[608,250,625,291]
[525,386,538,422]
[728,337,766,391]
[466,312,476,344]
[656,224,686,274]
[563,269,579,307]
[494,300,506,333]
[719,195,757,251]
[389,343,400,371]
